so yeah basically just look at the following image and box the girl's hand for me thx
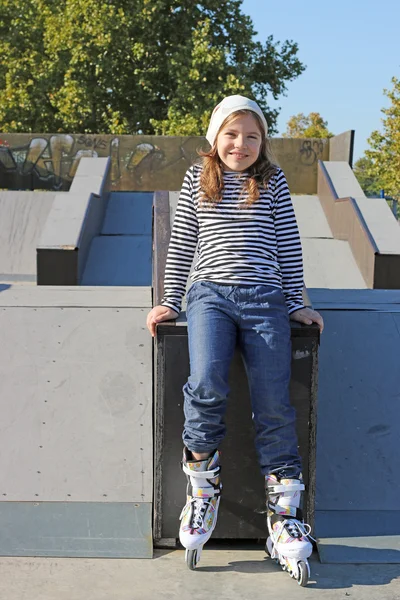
[146,305,179,337]
[290,307,324,333]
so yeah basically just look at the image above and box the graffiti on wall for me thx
[0,134,201,191]
[299,140,326,166]
[0,133,332,193]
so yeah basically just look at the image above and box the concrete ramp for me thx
[0,191,57,283]
[292,195,367,289]
[318,161,400,289]
[82,192,152,286]
[309,289,400,563]
[0,285,153,558]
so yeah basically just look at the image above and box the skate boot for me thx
[265,474,313,586]
[179,447,221,570]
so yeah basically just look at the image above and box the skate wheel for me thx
[297,561,308,587]
[265,537,273,557]
[186,549,199,570]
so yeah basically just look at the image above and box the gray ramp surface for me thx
[311,291,400,563]
[301,238,367,288]
[0,286,153,557]
[292,195,333,238]
[82,192,152,286]
[0,191,56,281]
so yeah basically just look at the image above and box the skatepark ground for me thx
[1,549,399,600]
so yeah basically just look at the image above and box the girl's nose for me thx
[235,136,247,148]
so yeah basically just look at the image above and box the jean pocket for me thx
[186,282,198,301]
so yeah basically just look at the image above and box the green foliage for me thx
[283,112,333,138]
[365,77,400,199]
[353,156,382,197]
[0,0,305,134]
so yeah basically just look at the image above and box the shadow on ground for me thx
[155,547,400,590]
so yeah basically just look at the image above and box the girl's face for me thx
[216,113,263,172]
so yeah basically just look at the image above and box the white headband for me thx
[206,95,268,147]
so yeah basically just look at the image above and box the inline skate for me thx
[179,447,221,569]
[265,474,313,586]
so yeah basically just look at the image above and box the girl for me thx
[147,95,324,581]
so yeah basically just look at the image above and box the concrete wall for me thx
[329,130,355,167]
[1,133,334,194]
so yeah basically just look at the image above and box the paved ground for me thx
[1,548,399,600]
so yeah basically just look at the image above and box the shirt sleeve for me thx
[273,170,305,314]
[161,167,199,314]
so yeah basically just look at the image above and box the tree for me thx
[353,156,382,197]
[0,0,305,135]
[283,112,333,138]
[365,77,400,199]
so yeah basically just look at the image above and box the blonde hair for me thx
[198,110,278,206]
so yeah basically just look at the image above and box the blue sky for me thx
[241,0,400,161]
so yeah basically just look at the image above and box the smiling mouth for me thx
[230,153,248,159]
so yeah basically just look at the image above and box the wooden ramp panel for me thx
[0,286,153,558]
[310,290,400,563]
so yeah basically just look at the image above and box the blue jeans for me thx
[183,281,302,478]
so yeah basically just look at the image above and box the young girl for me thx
[147,95,324,582]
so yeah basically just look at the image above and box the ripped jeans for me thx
[182,281,302,478]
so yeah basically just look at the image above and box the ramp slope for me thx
[82,192,153,286]
[0,191,57,283]
[292,195,367,289]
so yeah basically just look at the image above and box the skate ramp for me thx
[36,157,153,286]
[318,161,400,289]
[81,192,152,286]
[292,162,400,289]
[0,285,153,558]
[1,158,155,558]
[309,289,400,563]
[292,195,367,289]
[0,191,58,283]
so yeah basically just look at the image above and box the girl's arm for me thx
[161,167,199,314]
[273,170,305,315]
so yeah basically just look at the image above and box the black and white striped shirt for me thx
[161,164,304,315]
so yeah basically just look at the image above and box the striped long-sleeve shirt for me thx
[161,164,305,315]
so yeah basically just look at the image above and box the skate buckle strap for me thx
[182,464,221,479]
[267,482,304,494]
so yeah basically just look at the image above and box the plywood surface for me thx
[0,286,152,307]
[81,236,152,286]
[0,192,56,276]
[0,306,152,503]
